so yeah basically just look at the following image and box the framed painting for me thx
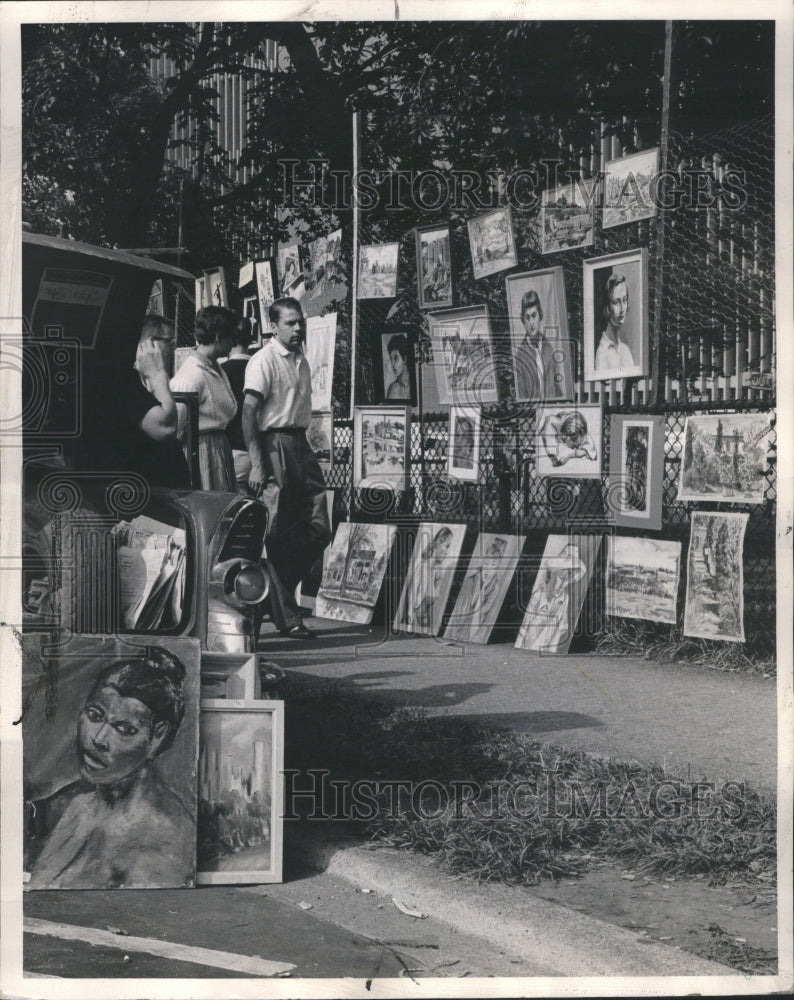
[307,411,333,469]
[394,522,468,636]
[467,206,517,279]
[677,412,774,504]
[204,266,228,308]
[22,634,201,890]
[515,534,601,654]
[358,242,400,299]
[242,295,259,343]
[304,312,337,412]
[583,248,648,382]
[428,304,498,405]
[603,147,660,229]
[444,532,525,644]
[683,511,748,643]
[416,224,453,309]
[254,259,277,324]
[315,522,398,625]
[541,178,596,254]
[375,331,417,405]
[197,699,284,885]
[237,260,255,288]
[535,403,602,478]
[506,267,574,402]
[606,536,681,625]
[608,414,665,530]
[200,652,260,700]
[353,405,410,491]
[447,405,481,482]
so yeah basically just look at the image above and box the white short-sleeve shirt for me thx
[243,339,313,431]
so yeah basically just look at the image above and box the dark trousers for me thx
[260,429,331,631]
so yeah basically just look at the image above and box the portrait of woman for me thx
[583,248,648,382]
[377,332,415,404]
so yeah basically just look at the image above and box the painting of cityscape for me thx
[444,532,525,644]
[429,305,498,405]
[678,412,773,504]
[197,700,284,885]
[416,224,453,308]
[315,522,397,624]
[606,536,681,624]
[602,147,659,229]
[467,206,518,279]
[358,242,399,299]
[353,405,410,490]
[541,178,596,253]
[394,522,468,636]
[684,512,748,643]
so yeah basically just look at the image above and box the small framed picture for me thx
[447,405,481,482]
[416,224,452,309]
[428,304,498,406]
[277,243,301,293]
[583,248,648,382]
[535,403,602,478]
[541,178,596,254]
[467,206,517,279]
[307,411,334,470]
[375,331,417,405]
[603,147,660,229]
[608,414,665,530]
[358,242,400,299]
[204,267,228,308]
[254,259,277,323]
[506,267,574,402]
[353,405,410,491]
[197,699,284,885]
[242,296,259,342]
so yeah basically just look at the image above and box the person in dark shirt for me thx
[220,315,254,493]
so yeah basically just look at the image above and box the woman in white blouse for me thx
[170,306,238,491]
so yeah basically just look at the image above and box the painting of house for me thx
[315,522,397,624]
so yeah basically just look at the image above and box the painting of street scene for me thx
[307,412,333,468]
[467,207,517,279]
[678,412,773,504]
[606,536,681,624]
[684,512,747,643]
[603,147,659,228]
[315,522,397,624]
[541,179,596,253]
[429,306,498,405]
[357,242,399,298]
[354,406,409,490]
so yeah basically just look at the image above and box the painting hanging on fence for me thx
[684,511,748,643]
[394,522,468,636]
[467,206,517,279]
[376,331,416,405]
[416,224,453,308]
[304,312,337,412]
[307,411,333,469]
[608,414,665,530]
[358,242,399,299]
[277,243,301,293]
[515,534,601,654]
[242,296,259,342]
[197,700,284,885]
[353,405,410,491]
[541,178,597,254]
[444,532,525,644]
[254,259,277,322]
[677,412,773,504]
[428,304,499,405]
[447,405,481,482]
[535,403,602,478]
[204,267,228,309]
[602,147,660,229]
[583,248,648,382]
[305,234,328,317]
[315,522,397,625]
[606,536,681,624]
[23,634,201,890]
[506,267,574,402]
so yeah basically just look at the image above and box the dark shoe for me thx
[280,623,316,640]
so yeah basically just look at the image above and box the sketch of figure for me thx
[26,646,195,890]
[445,534,522,644]
[538,410,597,468]
[516,541,587,653]
[409,526,454,632]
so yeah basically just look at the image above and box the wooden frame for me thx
[200,652,260,700]
[197,699,284,885]
[357,242,400,299]
[428,304,498,406]
[467,206,517,279]
[583,248,648,382]
[447,405,481,482]
[353,405,410,491]
[603,147,660,229]
[374,330,417,405]
[535,403,602,478]
[608,414,665,530]
[541,178,596,254]
[416,224,453,309]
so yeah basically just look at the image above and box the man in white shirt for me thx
[594,271,635,373]
[242,298,331,639]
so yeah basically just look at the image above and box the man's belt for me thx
[263,426,305,434]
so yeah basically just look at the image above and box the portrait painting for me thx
[677,412,774,504]
[204,266,228,308]
[307,411,333,469]
[429,304,498,405]
[376,331,416,405]
[684,511,748,643]
[254,258,277,321]
[353,405,410,491]
[515,534,601,654]
[583,248,648,381]
[315,522,397,625]
[416,224,453,308]
[608,414,665,530]
[467,206,517,279]
[358,242,399,299]
[444,532,525,644]
[394,522,468,636]
[535,403,602,478]
[541,178,596,254]
[506,267,574,402]
[22,634,201,891]
[304,312,337,412]
[603,147,660,229]
[197,700,284,885]
[606,536,681,625]
[447,405,481,482]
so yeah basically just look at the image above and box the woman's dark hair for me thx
[387,334,408,359]
[93,647,186,753]
[195,306,238,345]
[234,314,253,349]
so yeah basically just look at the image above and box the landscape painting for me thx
[606,536,681,624]
[304,312,337,412]
[315,522,397,624]
[394,522,468,636]
[541,178,596,253]
[684,512,748,643]
[429,305,499,405]
[467,206,517,278]
[602,147,660,229]
[678,412,773,504]
[444,532,525,644]
[358,242,399,299]
[608,414,665,530]
[353,405,410,491]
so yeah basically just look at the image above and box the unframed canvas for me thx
[306,411,333,469]
[444,532,525,643]
[303,312,337,412]
[606,536,681,625]
[315,522,397,624]
[677,412,773,504]
[416,224,453,308]
[394,522,468,636]
[683,511,748,643]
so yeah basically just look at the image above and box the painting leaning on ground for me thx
[606,536,681,625]
[684,511,748,643]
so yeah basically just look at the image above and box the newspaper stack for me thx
[112,516,187,631]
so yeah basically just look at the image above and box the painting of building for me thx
[678,413,773,504]
[315,522,397,624]
[358,243,399,298]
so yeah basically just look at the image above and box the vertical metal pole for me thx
[349,111,361,422]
